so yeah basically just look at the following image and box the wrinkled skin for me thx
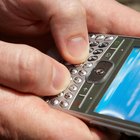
[0,0,140,139]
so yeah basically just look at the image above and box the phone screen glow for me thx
[94,47,140,123]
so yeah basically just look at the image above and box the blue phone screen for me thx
[94,47,140,123]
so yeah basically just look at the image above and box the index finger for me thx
[49,0,89,64]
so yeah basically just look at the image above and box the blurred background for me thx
[118,0,140,11]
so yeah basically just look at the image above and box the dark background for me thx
[118,0,140,11]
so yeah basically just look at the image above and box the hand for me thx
[0,0,89,63]
[0,1,101,139]
[1,0,140,37]
[0,0,140,139]
[0,0,89,96]
[81,0,140,36]
[0,86,107,140]
[1,0,140,95]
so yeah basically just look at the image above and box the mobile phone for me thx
[46,33,140,137]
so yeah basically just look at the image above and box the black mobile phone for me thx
[46,34,140,137]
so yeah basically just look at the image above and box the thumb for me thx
[10,0,89,64]
[28,0,89,64]
[49,0,89,64]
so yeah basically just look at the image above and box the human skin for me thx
[0,0,140,139]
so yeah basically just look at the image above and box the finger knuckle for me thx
[68,3,85,17]
[18,48,43,92]
[56,2,86,19]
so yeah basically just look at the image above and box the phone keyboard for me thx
[46,34,117,109]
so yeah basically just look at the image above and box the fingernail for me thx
[67,36,89,62]
[52,63,70,93]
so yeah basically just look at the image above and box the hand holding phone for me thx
[46,34,140,137]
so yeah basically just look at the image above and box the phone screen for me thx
[94,47,140,124]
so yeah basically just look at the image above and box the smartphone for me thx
[46,34,140,137]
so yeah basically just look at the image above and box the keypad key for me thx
[75,63,84,67]
[105,36,114,41]
[74,77,82,84]
[98,42,109,48]
[60,101,69,108]
[79,70,87,76]
[96,35,105,40]
[89,47,94,53]
[64,92,73,99]
[50,99,59,106]
[89,34,96,39]
[93,49,103,54]
[84,62,93,68]
[58,92,64,97]
[70,69,78,75]
[69,85,78,91]
[90,41,99,47]
[88,56,98,61]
